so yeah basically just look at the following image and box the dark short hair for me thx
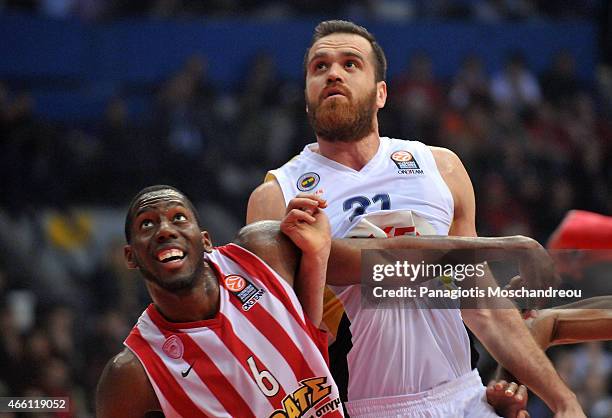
[124,185,201,243]
[303,20,387,82]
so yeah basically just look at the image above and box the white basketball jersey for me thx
[269,137,472,400]
[125,244,343,418]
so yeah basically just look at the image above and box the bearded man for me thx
[247,20,584,418]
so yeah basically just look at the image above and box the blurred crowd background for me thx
[1,0,611,417]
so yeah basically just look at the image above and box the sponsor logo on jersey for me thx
[224,274,265,311]
[297,172,320,192]
[162,335,184,359]
[391,151,424,175]
[181,360,196,377]
[269,376,340,418]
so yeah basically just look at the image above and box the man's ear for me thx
[376,81,387,109]
[124,245,138,269]
[201,231,213,253]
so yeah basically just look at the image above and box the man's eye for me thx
[174,213,187,222]
[140,219,154,229]
[316,62,327,70]
[345,61,356,68]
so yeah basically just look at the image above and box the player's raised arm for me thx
[234,220,300,287]
[236,194,331,326]
[280,194,331,326]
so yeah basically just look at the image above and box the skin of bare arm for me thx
[233,220,300,288]
[96,349,161,418]
[237,196,331,327]
[326,234,548,286]
[497,296,612,397]
[247,185,332,327]
[247,180,286,224]
[526,296,612,350]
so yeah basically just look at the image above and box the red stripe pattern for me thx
[126,328,209,418]
[212,313,288,407]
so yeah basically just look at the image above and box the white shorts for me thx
[345,369,501,418]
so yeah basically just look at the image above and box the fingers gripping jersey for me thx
[269,137,472,401]
[124,244,344,418]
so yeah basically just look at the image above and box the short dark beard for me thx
[307,87,377,142]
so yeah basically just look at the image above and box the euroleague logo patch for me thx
[223,274,266,311]
[391,151,424,175]
[297,172,320,192]
[224,274,246,292]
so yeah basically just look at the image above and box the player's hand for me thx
[520,239,561,291]
[280,193,331,257]
[486,380,529,418]
[506,276,555,350]
[512,238,561,308]
[504,275,524,292]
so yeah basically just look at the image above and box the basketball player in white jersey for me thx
[96,185,345,418]
[247,20,585,417]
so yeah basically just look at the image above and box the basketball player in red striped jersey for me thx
[96,185,344,418]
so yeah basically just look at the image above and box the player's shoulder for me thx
[233,220,299,286]
[235,219,299,261]
[428,146,461,161]
[235,220,282,249]
[428,146,464,175]
[100,348,147,383]
[251,177,283,199]
[97,348,160,417]
[247,179,286,223]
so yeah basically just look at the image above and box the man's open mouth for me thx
[157,248,186,263]
[326,89,345,98]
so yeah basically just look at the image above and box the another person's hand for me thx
[486,380,529,418]
[514,238,561,296]
[280,193,331,257]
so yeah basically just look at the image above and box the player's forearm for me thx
[535,307,612,347]
[327,235,537,286]
[495,300,612,393]
[465,308,580,413]
[294,251,328,327]
[360,234,536,252]
[549,295,612,310]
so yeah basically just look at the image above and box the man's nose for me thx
[156,219,178,241]
[327,62,344,83]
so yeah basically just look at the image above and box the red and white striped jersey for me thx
[125,243,344,418]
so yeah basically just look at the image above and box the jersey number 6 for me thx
[247,356,280,397]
